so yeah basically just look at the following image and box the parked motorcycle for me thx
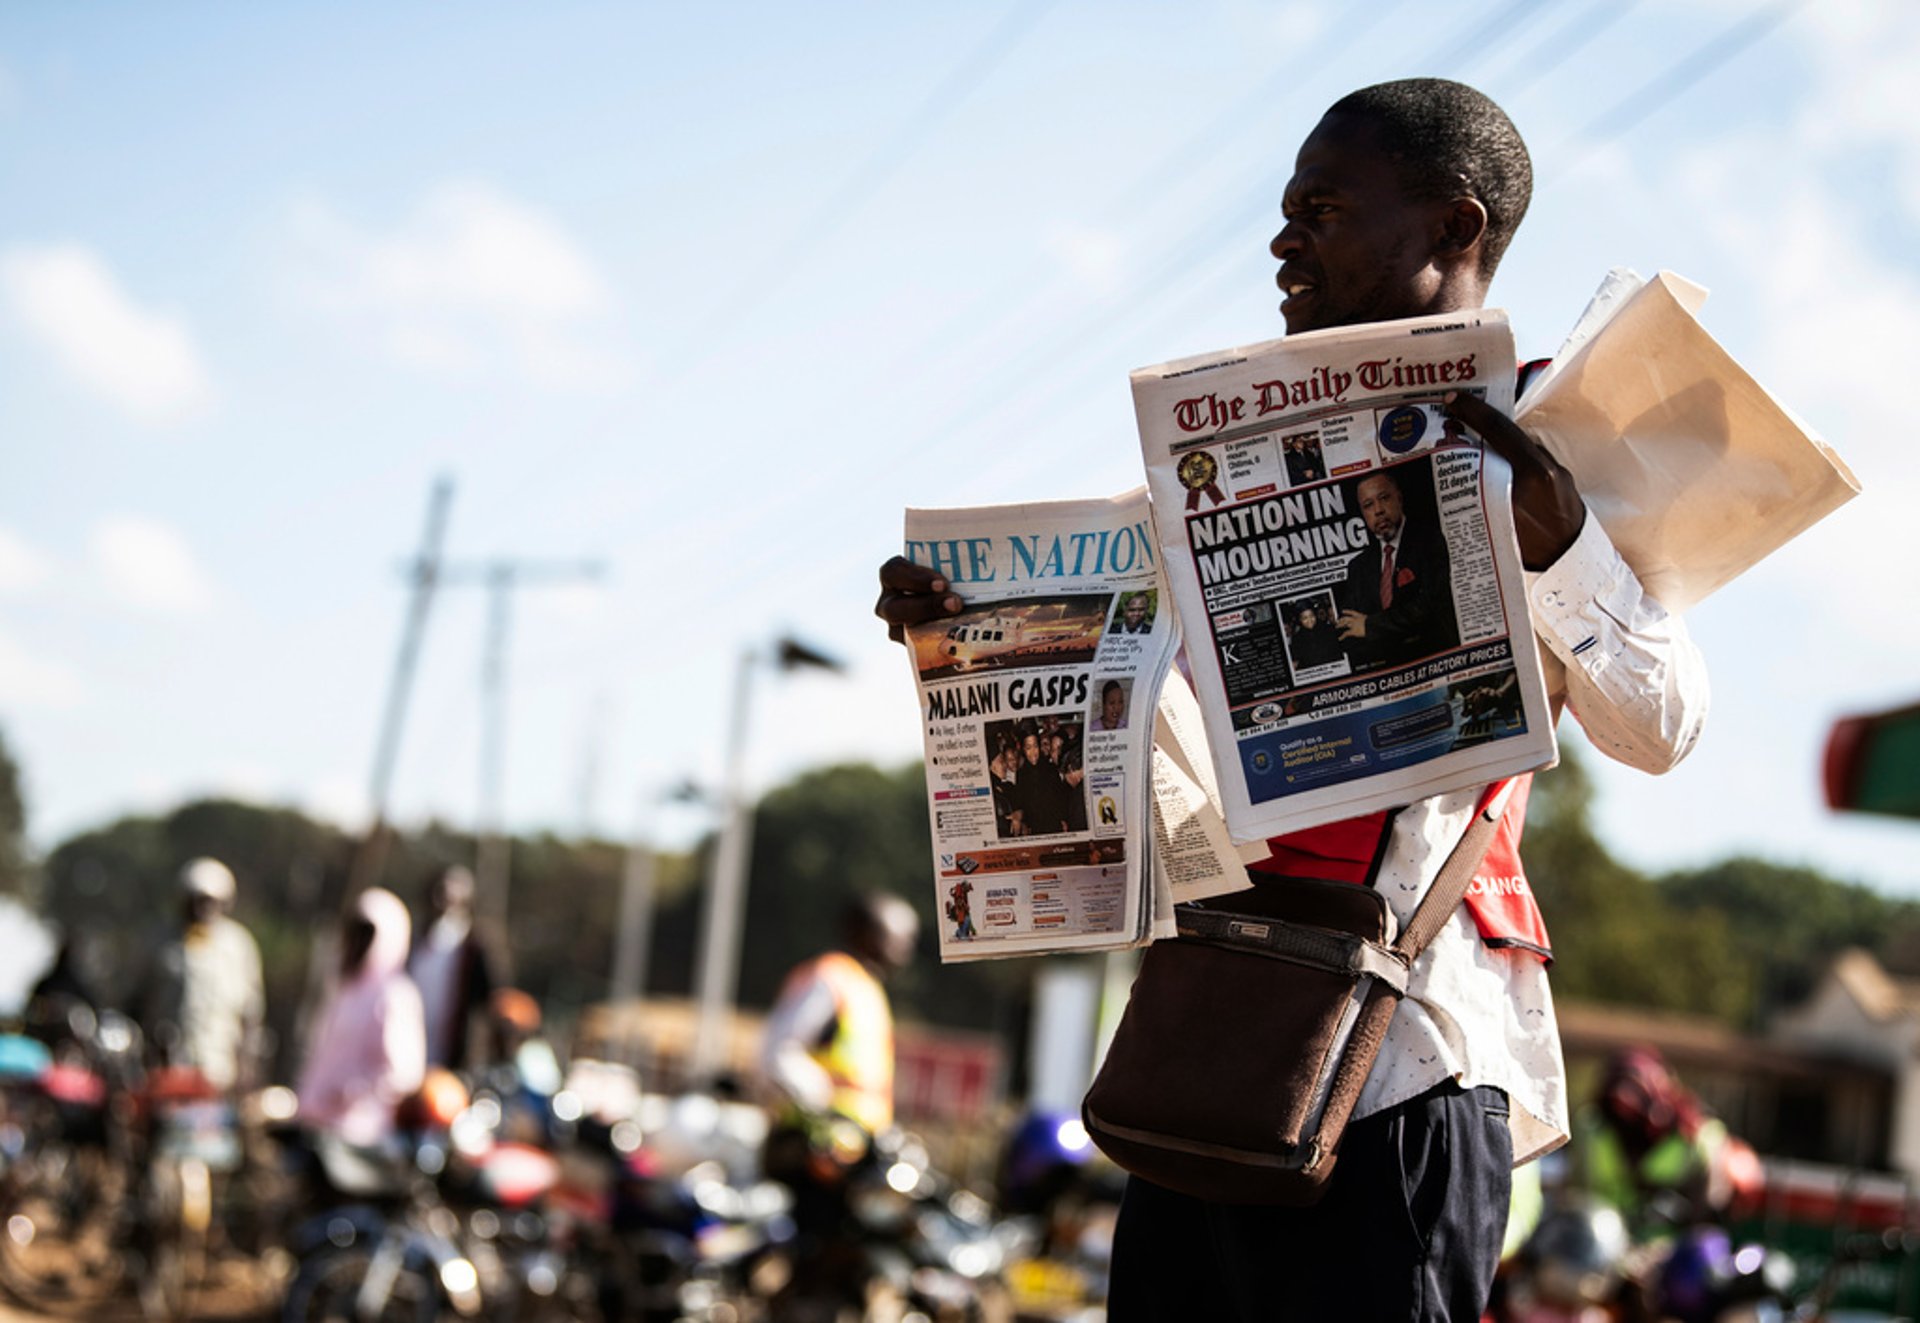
[0,1007,142,1315]
[757,1120,1029,1323]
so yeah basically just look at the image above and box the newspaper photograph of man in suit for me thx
[1333,460,1461,670]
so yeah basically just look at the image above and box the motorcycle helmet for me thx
[400,1066,472,1132]
[1657,1224,1735,1323]
[998,1110,1094,1216]
[1522,1197,1630,1307]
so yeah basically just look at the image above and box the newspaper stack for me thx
[900,277,1856,960]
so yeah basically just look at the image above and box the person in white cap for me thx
[140,856,266,1092]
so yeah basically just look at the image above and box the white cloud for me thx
[0,634,83,708]
[0,528,52,596]
[292,181,628,389]
[1797,3,1920,219]
[0,243,213,422]
[89,516,216,615]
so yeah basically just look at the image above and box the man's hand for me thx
[875,556,963,642]
[1335,609,1369,640]
[1443,392,1586,571]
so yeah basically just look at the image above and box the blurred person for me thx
[1096,679,1128,731]
[1574,1047,1758,1231]
[296,887,426,1147]
[140,857,266,1092]
[25,932,101,1049]
[483,987,563,1144]
[757,892,918,1137]
[757,893,920,1292]
[407,863,499,1071]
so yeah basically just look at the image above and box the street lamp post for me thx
[688,636,843,1083]
[611,779,705,1011]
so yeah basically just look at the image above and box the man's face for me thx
[1358,476,1405,542]
[341,917,377,977]
[1270,113,1445,335]
[1103,685,1126,726]
[1123,595,1148,627]
[430,868,474,918]
[184,893,221,927]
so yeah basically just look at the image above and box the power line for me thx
[878,0,1415,383]
[635,0,1548,553]
[1425,0,1556,77]
[708,0,1808,623]
[483,1,1060,537]
[842,0,1560,488]
[691,0,1061,349]
[1560,0,1804,170]
[1489,0,1642,99]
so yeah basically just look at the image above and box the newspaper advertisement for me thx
[903,489,1181,961]
[1132,310,1557,843]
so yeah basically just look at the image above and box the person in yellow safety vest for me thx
[757,892,919,1136]
[1572,1047,1760,1233]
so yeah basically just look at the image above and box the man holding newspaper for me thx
[878,79,1706,1321]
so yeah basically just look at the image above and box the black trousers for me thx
[1107,1082,1512,1322]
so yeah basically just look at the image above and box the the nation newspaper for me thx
[903,490,1182,961]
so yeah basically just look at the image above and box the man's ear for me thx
[1434,196,1489,263]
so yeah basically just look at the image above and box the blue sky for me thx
[4,1,1918,894]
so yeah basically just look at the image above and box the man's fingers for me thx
[1442,392,1586,570]
[1442,391,1540,471]
[874,555,963,636]
[876,590,964,628]
[878,555,947,595]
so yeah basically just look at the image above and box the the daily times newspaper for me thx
[1132,310,1556,842]
[902,490,1182,962]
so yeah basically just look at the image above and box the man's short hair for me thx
[1326,79,1532,273]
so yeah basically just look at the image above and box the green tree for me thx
[1523,750,1751,1024]
[0,724,28,895]
[1659,856,1911,1017]
[641,762,1033,1042]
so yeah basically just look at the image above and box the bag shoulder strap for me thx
[1390,789,1510,962]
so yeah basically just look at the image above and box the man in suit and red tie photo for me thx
[1335,464,1460,669]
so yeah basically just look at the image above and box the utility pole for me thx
[610,778,706,1057]
[348,476,455,899]
[305,477,452,1071]
[439,556,606,929]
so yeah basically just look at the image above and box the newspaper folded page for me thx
[903,489,1182,962]
[1132,310,1556,844]
[1148,668,1264,927]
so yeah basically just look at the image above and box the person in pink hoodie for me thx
[296,887,427,1147]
